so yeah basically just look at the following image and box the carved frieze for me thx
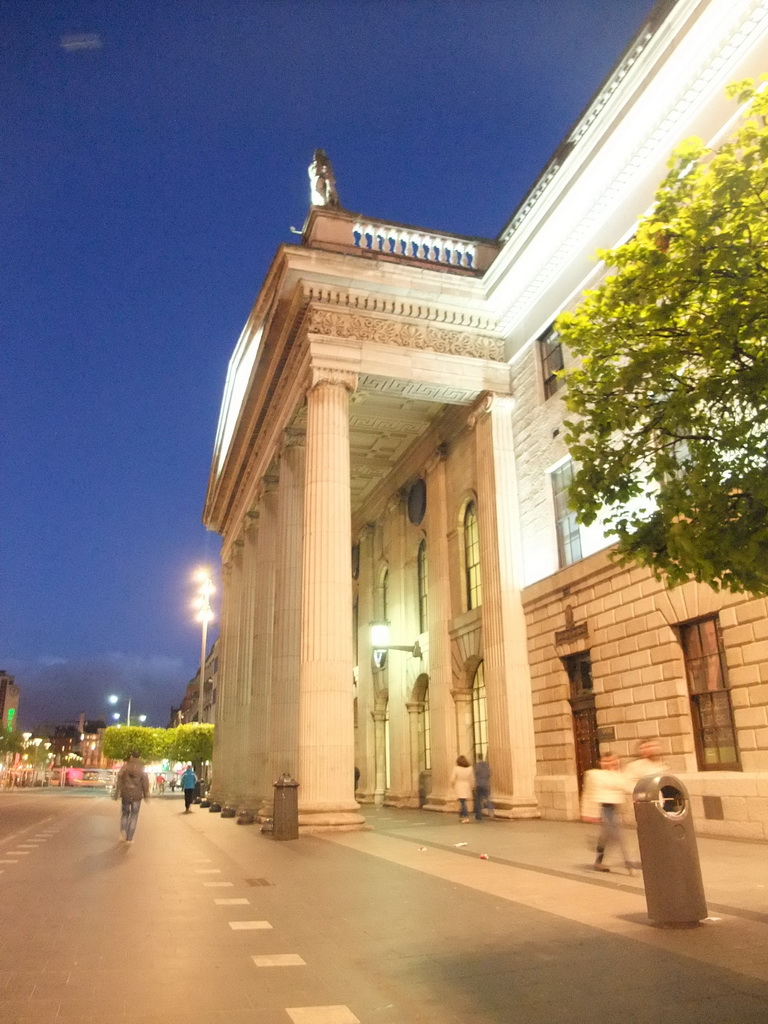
[307,308,504,362]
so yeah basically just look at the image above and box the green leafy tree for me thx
[557,81,768,594]
[102,726,170,763]
[0,732,23,756]
[168,724,214,767]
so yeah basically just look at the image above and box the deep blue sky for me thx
[2,0,659,730]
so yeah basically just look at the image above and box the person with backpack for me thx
[180,764,197,812]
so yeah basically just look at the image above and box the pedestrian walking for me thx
[624,738,669,788]
[473,754,494,821]
[180,764,197,812]
[114,749,149,844]
[450,755,475,823]
[581,751,635,874]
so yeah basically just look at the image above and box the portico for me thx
[203,202,539,830]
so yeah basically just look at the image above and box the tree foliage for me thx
[168,724,214,766]
[557,81,768,594]
[101,724,214,767]
[0,732,23,756]
[102,726,170,762]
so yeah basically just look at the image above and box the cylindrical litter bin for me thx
[272,772,299,841]
[633,774,707,926]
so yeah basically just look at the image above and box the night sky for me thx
[2,0,659,730]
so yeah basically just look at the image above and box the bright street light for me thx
[191,567,215,725]
[107,694,132,726]
[112,712,120,721]
[138,715,147,723]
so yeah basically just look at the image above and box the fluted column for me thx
[297,367,365,830]
[244,481,278,816]
[267,433,306,812]
[223,538,245,810]
[209,559,232,805]
[354,526,376,803]
[233,513,259,813]
[423,448,456,809]
[372,706,388,807]
[406,701,424,806]
[384,497,412,805]
[472,394,539,818]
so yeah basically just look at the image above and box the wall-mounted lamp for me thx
[369,621,422,667]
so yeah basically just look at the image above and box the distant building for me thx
[0,671,19,732]
[79,714,108,767]
[175,638,218,725]
[203,0,768,839]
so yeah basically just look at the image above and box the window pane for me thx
[472,662,488,761]
[464,502,482,609]
[551,462,582,568]
[417,540,428,633]
[681,617,740,770]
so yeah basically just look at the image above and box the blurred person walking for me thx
[473,754,494,821]
[180,764,198,812]
[114,750,149,844]
[581,752,635,874]
[450,755,475,823]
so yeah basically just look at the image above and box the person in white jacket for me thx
[581,752,635,874]
[450,755,475,823]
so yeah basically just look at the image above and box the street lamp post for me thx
[192,568,215,725]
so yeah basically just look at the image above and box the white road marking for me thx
[228,920,272,930]
[252,954,305,966]
[286,1007,360,1024]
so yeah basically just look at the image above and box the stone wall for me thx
[522,548,768,840]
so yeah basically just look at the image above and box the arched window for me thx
[417,540,428,633]
[422,682,432,771]
[471,661,488,761]
[464,501,482,609]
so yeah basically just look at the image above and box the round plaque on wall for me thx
[407,479,427,525]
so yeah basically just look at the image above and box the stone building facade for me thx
[204,0,768,837]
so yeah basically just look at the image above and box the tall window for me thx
[422,683,432,771]
[539,325,564,399]
[381,569,389,622]
[417,540,428,633]
[471,662,488,761]
[352,597,359,667]
[551,461,582,568]
[680,617,740,770]
[464,501,482,609]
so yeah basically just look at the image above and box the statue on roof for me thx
[309,149,340,208]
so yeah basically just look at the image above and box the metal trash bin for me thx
[633,774,707,927]
[272,772,299,841]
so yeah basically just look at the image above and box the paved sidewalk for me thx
[0,790,767,1024]
[362,806,768,920]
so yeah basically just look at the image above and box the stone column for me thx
[452,689,475,760]
[209,559,232,806]
[471,394,539,818]
[423,448,457,810]
[266,432,306,815]
[223,538,245,812]
[354,526,376,804]
[372,706,388,807]
[244,481,278,818]
[384,496,412,805]
[233,513,259,815]
[296,367,365,830]
[406,701,424,806]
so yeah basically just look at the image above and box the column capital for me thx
[424,443,448,475]
[308,364,358,393]
[467,391,515,430]
[450,688,473,705]
[281,425,306,450]
[405,701,425,715]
